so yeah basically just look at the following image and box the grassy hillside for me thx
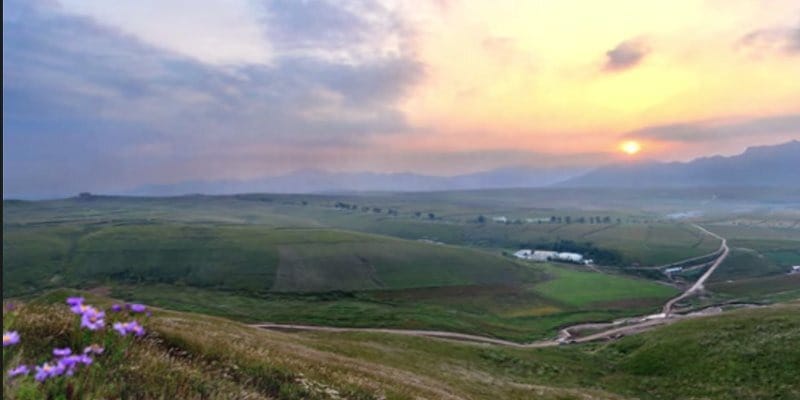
[4,193,723,267]
[4,291,798,400]
[3,223,539,296]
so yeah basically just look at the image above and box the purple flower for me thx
[110,304,123,312]
[80,308,106,331]
[83,344,104,355]
[113,322,127,336]
[113,320,145,337]
[8,365,30,378]
[66,297,84,307]
[70,303,94,315]
[3,331,20,347]
[57,354,93,377]
[128,303,147,313]
[58,355,80,368]
[53,347,72,357]
[34,362,65,382]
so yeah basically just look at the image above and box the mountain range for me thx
[125,140,799,195]
[561,140,800,188]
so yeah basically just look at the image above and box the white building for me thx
[665,267,683,274]
[492,216,508,223]
[791,265,800,273]
[532,250,558,261]
[557,252,584,263]
[513,249,532,259]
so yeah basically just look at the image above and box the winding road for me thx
[254,224,731,348]
[662,224,729,315]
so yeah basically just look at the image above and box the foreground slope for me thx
[3,291,798,400]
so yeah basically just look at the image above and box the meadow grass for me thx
[5,290,798,400]
[532,265,677,307]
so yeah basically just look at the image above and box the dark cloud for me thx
[626,114,800,143]
[604,39,649,72]
[3,0,423,197]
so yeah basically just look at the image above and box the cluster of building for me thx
[513,249,593,265]
[790,265,800,274]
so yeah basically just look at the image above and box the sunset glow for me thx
[3,0,800,197]
[620,141,642,155]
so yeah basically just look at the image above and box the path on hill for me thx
[254,225,731,348]
[662,224,728,315]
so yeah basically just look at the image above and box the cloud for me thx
[56,0,272,66]
[626,114,800,143]
[2,0,423,197]
[603,39,649,72]
[738,20,800,55]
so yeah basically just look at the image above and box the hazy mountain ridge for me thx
[562,140,800,188]
[126,166,587,196]
[115,140,800,196]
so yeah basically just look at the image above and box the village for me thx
[513,249,594,265]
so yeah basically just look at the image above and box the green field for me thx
[5,190,798,341]
[107,265,677,342]
[3,223,541,296]
[4,291,798,400]
[534,265,676,307]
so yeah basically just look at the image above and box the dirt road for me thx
[254,225,731,347]
[662,224,729,315]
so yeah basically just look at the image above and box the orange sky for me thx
[376,0,800,162]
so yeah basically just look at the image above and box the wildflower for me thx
[127,303,147,313]
[66,297,84,307]
[83,344,104,355]
[113,322,127,336]
[53,347,72,357]
[80,308,105,331]
[110,304,122,312]
[113,321,145,337]
[70,302,104,316]
[34,362,65,382]
[3,331,20,347]
[8,365,30,378]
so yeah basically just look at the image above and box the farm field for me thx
[3,190,798,341]
[2,223,540,296]
[107,260,677,342]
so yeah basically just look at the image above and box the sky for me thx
[3,0,800,197]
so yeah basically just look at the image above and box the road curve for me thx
[662,224,729,315]
[254,224,730,348]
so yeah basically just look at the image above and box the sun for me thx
[620,140,642,155]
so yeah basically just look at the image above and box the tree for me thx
[477,215,486,223]
[565,216,572,224]
[428,213,436,220]
[550,216,557,223]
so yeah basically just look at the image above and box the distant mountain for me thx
[126,166,587,196]
[561,140,800,188]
